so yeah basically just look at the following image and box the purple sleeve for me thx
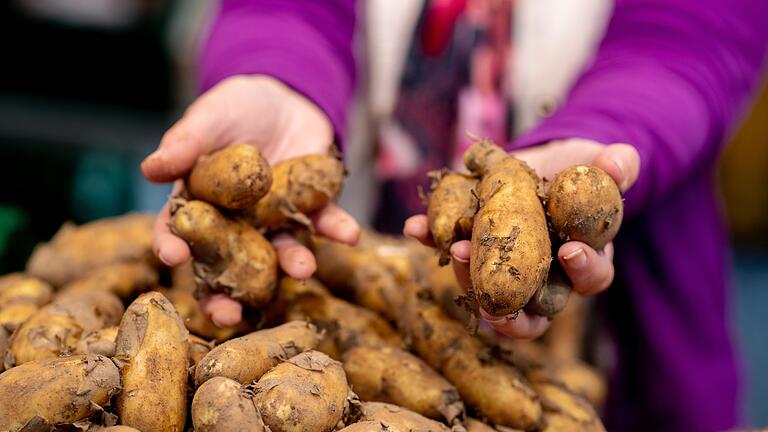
[200,0,356,141]
[512,0,768,216]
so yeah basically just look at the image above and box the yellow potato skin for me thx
[529,379,605,432]
[26,213,155,287]
[469,142,551,316]
[188,334,214,368]
[253,350,349,432]
[525,263,571,317]
[115,292,189,432]
[0,326,7,373]
[58,261,158,300]
[0,355,120,432]
[547,165,623,250]
[171,199,278,307]
[354,402,450,432]
[9,291,124,365]
[74,326,119,357]
[0,273,52,306]
[0,302,39,332]
[427,171,478,265]
[342,345,464,422]
[244,154,344,230]
[195,320,320,386]
[192,376,269,432]
[188,144,273,210]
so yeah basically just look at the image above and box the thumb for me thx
[141,99,229,183]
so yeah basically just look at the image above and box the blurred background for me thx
[0,0,765,425]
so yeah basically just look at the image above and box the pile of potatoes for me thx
[0,141,610,431]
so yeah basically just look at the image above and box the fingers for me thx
[558,241,615,296]
[592,143,641,192]
[479,308,551,339]
[200,293,243,328]
[141,98,228,183]
[271,233,317,280]
[450,240,472,291]
[403,215,436,247]
[312,203,361,246]
[153,202,191,266]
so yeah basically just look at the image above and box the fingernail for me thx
[563,248,587,269]
[610,155,628,190]
[480,308,516,325]
[453,254,469,264]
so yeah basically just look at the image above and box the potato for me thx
[427,171,478,265]
[115,292,189,432]
[0,326,7,373]
[0,302,39,332]
[525,263,571,317]
[282,278,402,359]
[102,427,142,432]
[547,165,622,250]
[0,273,52,306]
[465,418,508,432]
[188,334,214,368]
[188,144,273,210]
[75,326,119,357]
[353,402,450,432]
[337,421,390,432]
[528,379,605,432]
[192,376,268,432]
[349,263,403,321]
[342,345,464,423]
[526,361,607,411]
[252,350,349,432]
[58,261,158,300]
[170,199,278,307]
[195,320,320,386]
[9,291,124,365]
[424,258,476,325]
[544,295,587,361]
[243,153,344,230]
[0,354,120,432]
[400,286,542,430]
[465,139,551,316]
[26,213,155,286]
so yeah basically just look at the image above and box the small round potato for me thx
[192,376,269,432]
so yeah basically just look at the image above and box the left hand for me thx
[404,139,640,339]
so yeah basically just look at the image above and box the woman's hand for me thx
[404,139,640,339]
[141,75,360,327]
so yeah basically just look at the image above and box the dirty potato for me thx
[427,171,478,265]
[191,376,269,432]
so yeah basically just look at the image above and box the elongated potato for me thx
[171,199,278,307]
[252,350,349,432]
[547,165,622,250]
[342,345,464,423]
[0,355,120,432]
[525,263,571,317]
[353,402,450,432]
[350,263,403,321]
[195,320,320,386]
[75,326,119,357]
[26,213,155,286]
[465,139,551,316]
[58,261,158,299]
[529,378,605,432]
[188,144,273,210]
[115,292,189,432]
[338,421,390,432]
[400,286,542,430]
[243,153,344,230]
[9,291,124,365]
[192,376,269,432]
[427,171,478,265]
[0,273,52,306]
[282,278,402,359]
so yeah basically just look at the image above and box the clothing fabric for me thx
[199,0,768,430]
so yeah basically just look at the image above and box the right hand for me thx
[141,75,360,327]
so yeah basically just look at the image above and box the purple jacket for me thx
[201,1,768,430]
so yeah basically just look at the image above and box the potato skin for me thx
[188,334,214,368]
[528,379,605,432]
[9,291,124,365]
[427,171,478,265]
[244,154,344,230]
[115,292,189,432]
[342,345,464,423]
[283,278,402,358]
[468,141,551,316]
[171,199,278,307]
[195,320,320,386]
[74,326,119,357]
[252,350,349,432]
[400,287,542,430]
[0,354,120,432]
[0,273,52,307]
[0,302,39,333]
[547,165,623,250]
[26,213,155,286]
[0,326,7,373]
[188,144,273,210]
[354,402,450,432]
[58,261,158,300]
[192,376,268,432]
[525,263,571,317]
